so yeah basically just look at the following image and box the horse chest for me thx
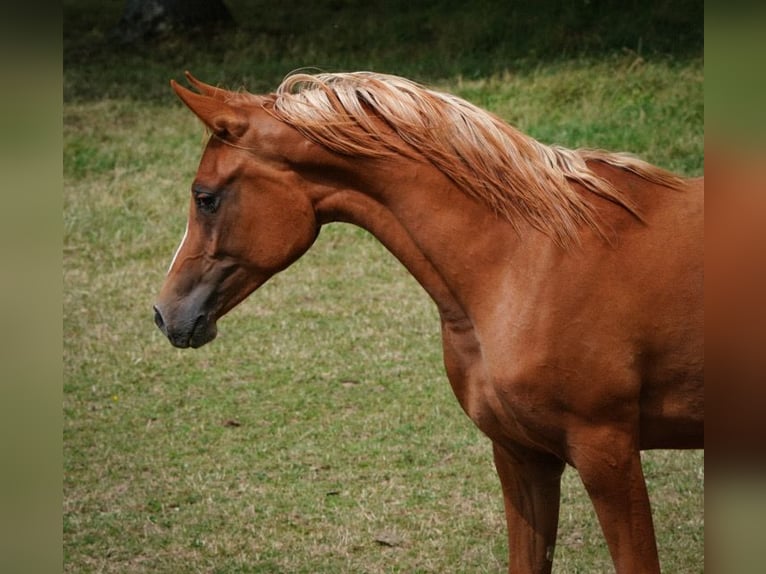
[440,322,569,452]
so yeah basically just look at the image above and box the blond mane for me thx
[261,72,684,246]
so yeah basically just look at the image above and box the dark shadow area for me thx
[64,0,703,102]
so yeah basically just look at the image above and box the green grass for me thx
[64,4,703,572]
[64,0,702,102]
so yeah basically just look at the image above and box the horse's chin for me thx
[188,325,217,348]
[166,317,218,349]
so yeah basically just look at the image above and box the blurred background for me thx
[64,0,703,101]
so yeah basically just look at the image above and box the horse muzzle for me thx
[153,303,218,348]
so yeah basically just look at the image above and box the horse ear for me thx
[183,71,228,100]
[171,79,248,139]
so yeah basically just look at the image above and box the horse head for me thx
[153,74,320,348]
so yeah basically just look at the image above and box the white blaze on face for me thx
[167,222,189,275]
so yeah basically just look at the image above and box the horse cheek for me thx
[251,203,317,272]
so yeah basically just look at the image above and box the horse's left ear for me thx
[171,79,248,139]
[183,71,228,100]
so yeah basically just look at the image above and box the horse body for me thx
[154,72,703,573]
[354,154,703,573]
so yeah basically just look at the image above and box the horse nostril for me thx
[153,305,166,332]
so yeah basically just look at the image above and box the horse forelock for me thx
[263,71,685,247]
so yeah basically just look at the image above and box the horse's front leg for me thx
[569,425,660,573]
[492,442,565,574]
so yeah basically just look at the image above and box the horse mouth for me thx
[156,310,218,349]
[187,315,218,348]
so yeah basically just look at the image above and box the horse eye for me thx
[194,192,220,214]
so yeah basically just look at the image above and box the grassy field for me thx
[64,3,703,572]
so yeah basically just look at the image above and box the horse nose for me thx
[153,305,167,334]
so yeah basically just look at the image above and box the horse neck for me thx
[305,155,522,326]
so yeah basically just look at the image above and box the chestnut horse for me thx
[153,71,703,573]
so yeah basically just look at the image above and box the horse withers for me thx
[153,71,703,573]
